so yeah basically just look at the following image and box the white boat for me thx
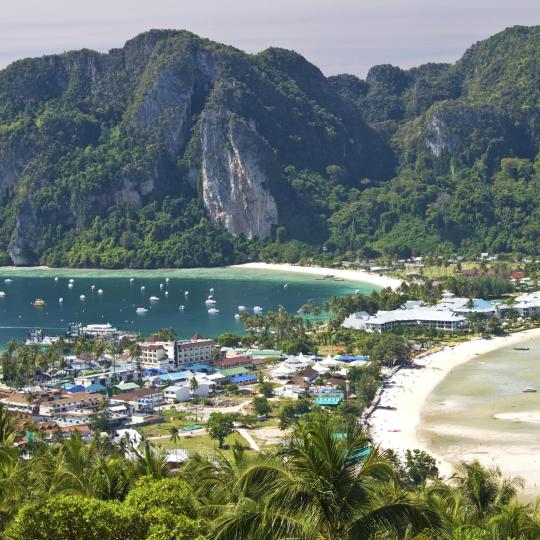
[136,307,148,314]
[160,283,164,289]
[91,285,95,290]
[179,305,185,311]
[54,277,58,282]
[68,283,74,289]
[210,288,214,293]
[184,291,189,296]
[149,296,160,302]
[238,305,247,311]
[130,278,134,283]
[4,279,12,283]
[59,297,63,303]
[208,308,219,314]
[253,306,263,313]
[80,295,86,301]
[69,278,74,283]
[284,284,288,288]
[97,289,104,295]
[523,387,537,393]
[141,286,146,291]
[165,278,169,283]
[205,299,217,305]
[355,289,360,294]
[164,291,169,296]
[234,313,240,319]
[0,291,5,297]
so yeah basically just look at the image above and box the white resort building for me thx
[342,292,496,333]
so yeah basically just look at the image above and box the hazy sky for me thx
[1,0,539,77]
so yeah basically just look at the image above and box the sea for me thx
[0,267,375,347]
[419,337,540,498]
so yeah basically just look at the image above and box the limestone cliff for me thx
[201,109,278,238]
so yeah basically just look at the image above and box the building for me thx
[504,291,540,316]
[74,367,141,389]
[110,388,163,413]
[342,293,498,333]
[343,308,467,333]
[163,385,191,403]
[140,344,174,370]
[176,338,216,365]
[39,393,101,417]
[213,354,253,369]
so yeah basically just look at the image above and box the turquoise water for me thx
[0,267,375,345]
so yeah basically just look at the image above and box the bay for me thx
[0,267,375,346]
[419,338,540,499]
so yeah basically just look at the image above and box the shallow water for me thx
[419,339,540,496]
[0,267,373,345]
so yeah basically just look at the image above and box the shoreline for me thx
[0,262,401,290]
[232,262,402,290]
[368,327,540,478]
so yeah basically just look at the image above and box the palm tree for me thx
[212,418,438,539]
[170,427,180,460]
[190,376,199,397]
[454,460,523,520]
[132,440,169,479]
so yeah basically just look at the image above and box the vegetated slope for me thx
[0,26,538,268]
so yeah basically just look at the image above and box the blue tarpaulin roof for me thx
[67,385,86,393]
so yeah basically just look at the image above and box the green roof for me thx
[218,367,250,377]
[247,349,282,357]
[114,382,140,391]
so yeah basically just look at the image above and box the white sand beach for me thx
[368,328,540,483]
[233,262,403,290]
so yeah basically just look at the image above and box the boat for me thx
[514,347,530,351]
[58,298,63,303]
[164,291,169,296]
[79,295,86,301]
[324,274,334,279]
[253,306,263,313]
[141,286,145,291]
[523,387,537,393]
[69,278,74,283]
[54,277,58,282]
[333,277,345,281]
[68,283,74,289]
[149,296,159,302]
[178,305,185,311]
[130,278,134,283]
[210,288,214,293]
[205,299,217,305]
[184,291,189,296]
[91,285,95,290]
[136,307,148,314]
[33,299,46,307]
[0,291,5,297]
[234,313,240,319]
[208,308,220,314]
[97,289,104,295]
[284,284,288,288]
[238,305,247,311]
[160,283,164,289]
[166,278,169,283]
[4,279,12,283]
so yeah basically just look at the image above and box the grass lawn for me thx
[154,431,250,458]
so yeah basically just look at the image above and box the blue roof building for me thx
[230,374,257,385]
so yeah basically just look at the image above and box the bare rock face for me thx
[201,108,278,238]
